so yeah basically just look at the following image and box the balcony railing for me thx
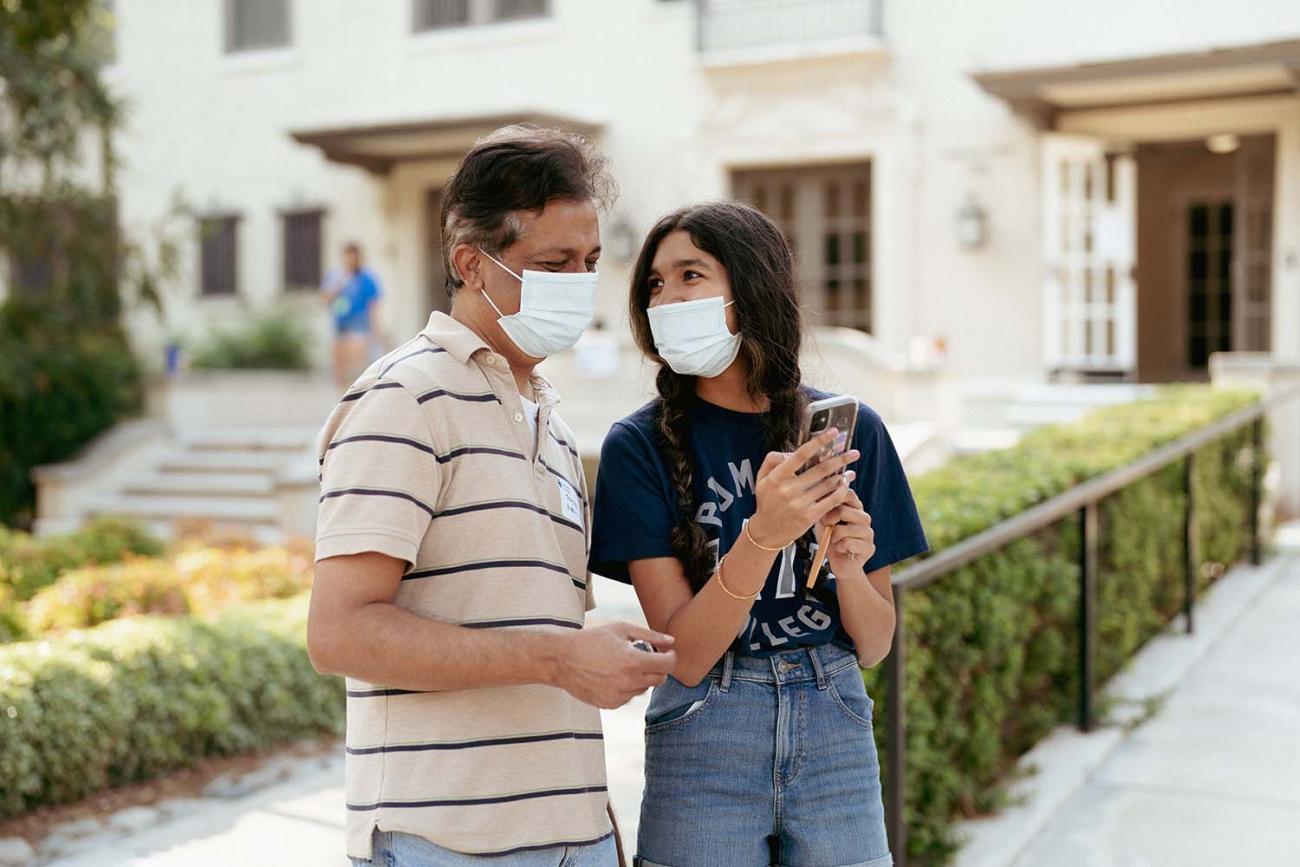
[697,0,883,55]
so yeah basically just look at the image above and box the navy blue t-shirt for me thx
[588,388,929,657]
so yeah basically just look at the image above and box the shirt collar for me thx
[419,311,561,409]
[420,311,491,365]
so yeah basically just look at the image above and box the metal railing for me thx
[883,385,1300,865]
[696,0,883,54]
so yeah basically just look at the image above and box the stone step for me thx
[122,472,276,498]
[156,450,290,475]
[86,494,280,526]
[177,426,320,453]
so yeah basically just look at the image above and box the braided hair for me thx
[627,202,808,593]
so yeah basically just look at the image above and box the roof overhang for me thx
[290,111,603,175]
[973,39,1300,130]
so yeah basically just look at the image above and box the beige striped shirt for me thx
[314,312,609,860]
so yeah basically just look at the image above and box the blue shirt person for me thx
[589,386,929,658]
[322,241,384,389]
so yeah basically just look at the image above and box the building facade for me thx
[15,0,1300,399]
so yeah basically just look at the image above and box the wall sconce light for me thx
[607,213,638,264]
[956,194,988,251]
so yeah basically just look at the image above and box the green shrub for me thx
[0,593,343,819]
[190,309,312,370]
[860,385,1260,862]
[0,302,144,526]
[0,516,163,602]
[25,540,313,633]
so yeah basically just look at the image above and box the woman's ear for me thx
[450,244,483,293]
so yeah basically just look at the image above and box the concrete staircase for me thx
[80,425,320,544]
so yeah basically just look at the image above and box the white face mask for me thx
[478,249,597,359]
[647,296,742,378]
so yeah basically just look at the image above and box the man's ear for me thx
[450,244,483,293]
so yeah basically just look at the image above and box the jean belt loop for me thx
[809,645,829,690]
[720,650,735,692]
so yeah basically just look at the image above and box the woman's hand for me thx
[747,428,860,550]
[819,485,876,580]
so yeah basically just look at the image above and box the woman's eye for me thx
[683,270,702,282]
[647,278,663,292]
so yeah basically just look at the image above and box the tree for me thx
[0,0,121,324]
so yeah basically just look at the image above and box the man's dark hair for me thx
[440,124,616,294]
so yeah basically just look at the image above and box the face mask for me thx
[647,296,742,378]
[478,249,597,358]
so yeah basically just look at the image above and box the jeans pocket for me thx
[644,677,718,734]
[827,664,875,729]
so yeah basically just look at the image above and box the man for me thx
[321,241,384,390]
[308,126,676,866]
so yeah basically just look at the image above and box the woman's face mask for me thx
[476,249,597,359]
[647,295,742,379]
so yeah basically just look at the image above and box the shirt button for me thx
[514,412,524,423]
[484,355,497,366]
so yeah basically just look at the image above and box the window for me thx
[199,216,239,296]
[225,0,290,52]
[1186,201,1234,368]
[282,209,323,290]
[733,162,873,333]
[413,0,549,31]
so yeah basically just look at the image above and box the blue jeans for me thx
[636,643,892,867]
[351,830,617,867]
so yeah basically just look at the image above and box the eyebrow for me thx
[531,246,602,258]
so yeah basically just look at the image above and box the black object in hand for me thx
[630,639,656,653]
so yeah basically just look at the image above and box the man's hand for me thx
[552,622,677,709]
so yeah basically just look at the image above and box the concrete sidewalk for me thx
[957,540,1300,867]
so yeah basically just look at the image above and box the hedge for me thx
[24,540,313,633]
[861,385,1260,863]
[0,593,343,819]
[0,301,144,526]
[0,516,164,603]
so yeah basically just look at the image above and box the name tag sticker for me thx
[557,476,583,525]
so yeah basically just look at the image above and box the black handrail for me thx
[883,384,1300,864]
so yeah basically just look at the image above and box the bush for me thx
[0,516,164,602]
[190,309,312,370]
[860,385,1260,863]
[0,302,144,526]
[0,593,343,819]
[25,541,313,633]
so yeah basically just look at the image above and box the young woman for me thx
[590,202,928,867]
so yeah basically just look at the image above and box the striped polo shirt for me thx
[314,311,610,860]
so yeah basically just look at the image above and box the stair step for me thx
[178,426,319,452]
[122,472,276,497]
[86,494,280,525]
[157,450,290,474]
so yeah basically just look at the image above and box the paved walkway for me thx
[37,545,1300,866]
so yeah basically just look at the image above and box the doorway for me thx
[1135,135,1274,382]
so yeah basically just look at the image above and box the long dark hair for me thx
[628,202,808,592]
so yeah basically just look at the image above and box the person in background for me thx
[322,241,384,389]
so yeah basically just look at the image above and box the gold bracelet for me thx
[714,555,760,601]
[743,519,785,553]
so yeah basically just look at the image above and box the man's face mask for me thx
[478,249,598,359]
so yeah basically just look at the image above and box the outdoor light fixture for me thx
[607,213,638,264]
[1206,133,1241,155]
[956,194,988,251]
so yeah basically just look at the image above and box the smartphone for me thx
[797,395,859,475]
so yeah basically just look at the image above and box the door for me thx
[1042,135,1136,375]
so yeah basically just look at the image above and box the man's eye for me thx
[542,262,565,271]
[585,260,599,273]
